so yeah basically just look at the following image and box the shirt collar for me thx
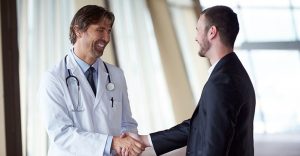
[208,59,220,78]
[71,49,99,74]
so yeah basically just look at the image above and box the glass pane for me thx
[251,50,300,133]
[235,50,256,85]
[238,50,300,133]
[291,0,300,7]
[236,50,263,133]
[110,0,175,132]
[200,0,238,8]
[239,0,290,7]
[168,2,209,103]
[294,10,300,40]
[235,17,246,48]
[241,9,296,41]
[167,0,193,6]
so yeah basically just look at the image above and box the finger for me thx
[129,148,139,156]
[134,141,145,151]
[131,144,143,154]
[130,144,144,155]
[121,147,126,156]
[126,137,145,153]
[127,136,145,149]
[116,147,122,156]
[125,148,129,156]
[120,133,126,138]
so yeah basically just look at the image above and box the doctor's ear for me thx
[73,25,82,38]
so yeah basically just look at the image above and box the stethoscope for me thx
[64,55,115,92]
[65,54,116,110]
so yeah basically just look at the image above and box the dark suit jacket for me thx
[150,52,256,156]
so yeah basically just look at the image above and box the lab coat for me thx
[39,51,138,156]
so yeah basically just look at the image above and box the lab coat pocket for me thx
[104,91,122,121]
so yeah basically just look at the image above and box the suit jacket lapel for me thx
[208,52,236,80]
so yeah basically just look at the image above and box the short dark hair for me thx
[201,5,239,48]
[69,5,115,44]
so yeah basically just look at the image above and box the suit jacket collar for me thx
[209,52,237,79]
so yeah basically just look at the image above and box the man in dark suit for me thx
[125,5,256,156]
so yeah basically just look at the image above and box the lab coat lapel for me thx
[95,59,108,108]
[67,51,96,97]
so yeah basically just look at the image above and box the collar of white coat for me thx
[66,50,109,99]
[66,49,106,76]
[70,48,99,74]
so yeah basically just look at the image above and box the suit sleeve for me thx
[203,74,242,156]
[150,119,190,155]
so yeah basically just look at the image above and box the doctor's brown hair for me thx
[69,5,115,44]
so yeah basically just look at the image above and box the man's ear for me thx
[73,25,82,38]
[207,25,217,40]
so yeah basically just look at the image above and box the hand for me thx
[126,132,151,147]
[120,133,151,156]
[112,134,145,156]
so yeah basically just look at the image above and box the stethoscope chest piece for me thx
[106,82,115,91]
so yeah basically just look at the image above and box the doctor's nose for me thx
[102,32,110,43]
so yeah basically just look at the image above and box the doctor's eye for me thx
[96,29,102,32]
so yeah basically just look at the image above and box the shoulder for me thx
[208,72,233,86]
[47,58,65,75]
[41,58,65,85]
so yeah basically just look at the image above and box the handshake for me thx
[112,132,150,156]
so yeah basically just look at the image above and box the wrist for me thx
[112,136,120,148]
[141,135,151,147]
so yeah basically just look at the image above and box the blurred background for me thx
[1,0,300,155]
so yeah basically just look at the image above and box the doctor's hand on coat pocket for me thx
[112,134,146,156]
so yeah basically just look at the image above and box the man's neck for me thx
[73,44,96,65]
[207,45,233,65]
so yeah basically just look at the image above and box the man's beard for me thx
[198,37,210,57]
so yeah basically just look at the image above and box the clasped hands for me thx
[112,132,150,156]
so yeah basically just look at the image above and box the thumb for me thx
[120,132,127,138]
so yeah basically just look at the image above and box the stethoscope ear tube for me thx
[65,55,80,87]
[65,54,115,91]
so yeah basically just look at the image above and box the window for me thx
[18,0,74,155]
[109,0,175,133]
[167,0,210,104]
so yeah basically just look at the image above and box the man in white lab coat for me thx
[39,5,144,156]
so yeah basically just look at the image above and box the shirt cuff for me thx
[104,135,113,155]
[147,135,153,147]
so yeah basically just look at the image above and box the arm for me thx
[150,119,190,155]
[120,69,138,133]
